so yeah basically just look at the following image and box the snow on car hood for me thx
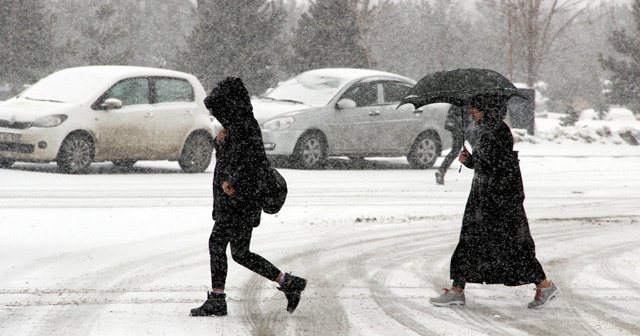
[0,98,81,121]
[251,98,313,124]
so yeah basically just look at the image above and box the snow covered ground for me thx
[0,115,639,335]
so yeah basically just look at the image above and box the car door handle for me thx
[369,111,380,116]
[413,109,423,114]
[184,110,193,116]
[144,112,154,118]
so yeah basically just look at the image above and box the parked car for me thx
[0,66,216,173]
[252,68,452,169]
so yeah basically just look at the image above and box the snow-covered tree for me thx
[480,0,596,86]
[80,3,137,66]
[289,0,372,74]
[0,0,55,91]
[600,0,640,115]
[177,0,286,95]
[559,104,579,126]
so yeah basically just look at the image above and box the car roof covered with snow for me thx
[17,66,200,105]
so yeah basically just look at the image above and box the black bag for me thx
[260,167,288,214]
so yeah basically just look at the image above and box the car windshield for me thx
[19,70,109,104]
[262,72,352,107]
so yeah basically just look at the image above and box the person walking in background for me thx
[430,94,559,309]
[435,105,477,185]
[190,77,307,317]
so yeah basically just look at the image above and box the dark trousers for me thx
[209,218,281,289]
[440,131,464,170]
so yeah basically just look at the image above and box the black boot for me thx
[277,273,307,313]
[190,292,227,316]
[435,168,446,185]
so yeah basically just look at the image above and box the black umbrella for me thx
[398,68,526,109]
[399,68,526,171]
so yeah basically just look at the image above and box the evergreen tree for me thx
[559,104,580,126]
[599,0,640,115]
[177,0,286,95]
[290,0,371,74]
[79,3,137,66]
[0,0,55,92]
[46,0,194,70]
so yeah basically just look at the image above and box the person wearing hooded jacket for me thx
[190,77,306,317]
[430,94,559,309]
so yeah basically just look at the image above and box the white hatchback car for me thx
[252,68,452,169]
[0,66,216,173]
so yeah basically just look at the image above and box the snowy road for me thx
[1,148,639,335]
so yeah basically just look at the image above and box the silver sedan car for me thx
[252,68,452,169]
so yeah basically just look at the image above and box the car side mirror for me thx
[101,98,123,110]
[396,104,417,113]
[337,99,357,110]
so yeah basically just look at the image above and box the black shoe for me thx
[435,168,445,185]
[190,292,227,316]
[277,273,307,313]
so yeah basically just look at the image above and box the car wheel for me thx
[112,160,137,168]
[407,132,441,169]
[0,159,15,168]
[292,132,326,169]
[56,134,94,174]
[179,133,213,173]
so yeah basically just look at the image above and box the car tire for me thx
[292,132,326,169]
[0,159,14,168]
[179,133,213,173]
[56,134,94,174]
[407,132,441,169]
[112,160,137,168]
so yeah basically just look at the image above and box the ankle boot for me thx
[190,292,227,316]
[277,273,307,313]
[435,168,446,185]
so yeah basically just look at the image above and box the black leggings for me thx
[209,218,281,289]
[440,131,464,171]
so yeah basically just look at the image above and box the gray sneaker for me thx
[528,281,560,309]
[430,288,465,307]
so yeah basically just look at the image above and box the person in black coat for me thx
[430,94,559,309]
[190,77,306,317]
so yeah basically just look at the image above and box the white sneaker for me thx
[430,288,465,307]
[528,281,560,309]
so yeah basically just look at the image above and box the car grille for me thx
[0,119,31,129]
[0,142,34,153]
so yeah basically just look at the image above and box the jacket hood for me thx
[204,77,254,128]
[469,94,508,129]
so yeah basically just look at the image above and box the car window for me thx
[382,81,411,104]
[105,78,150,106]
[341,82,378,107]
[154,77,194,103]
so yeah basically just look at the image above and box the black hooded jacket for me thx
[205,77,270,226]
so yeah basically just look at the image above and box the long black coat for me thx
[205,78,270,227]
[450,103,545,286]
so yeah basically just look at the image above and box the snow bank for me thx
[521,107,640,146]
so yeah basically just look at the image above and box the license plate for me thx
[0,132,20,142]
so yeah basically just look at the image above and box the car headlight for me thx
[31,114,68,128]
[263,116,294,131]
